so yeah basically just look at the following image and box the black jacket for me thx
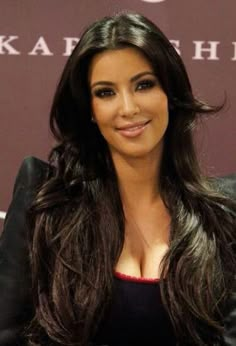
[0,156,236,346]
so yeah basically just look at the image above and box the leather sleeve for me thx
[214,174,236,200]
[0,157,50,345]
[219,174,236,345]
[223,290,236,345]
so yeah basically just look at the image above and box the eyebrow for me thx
[90,71,156,89]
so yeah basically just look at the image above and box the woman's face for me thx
[89,47,168,161]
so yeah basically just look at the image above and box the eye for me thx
[136,79,156,91]
[94,88,115,98]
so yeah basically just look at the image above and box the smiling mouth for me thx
[116,120,150,131]
[116,120,150,137]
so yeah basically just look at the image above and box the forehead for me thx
[88,47,153,83]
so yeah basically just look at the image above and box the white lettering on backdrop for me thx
[0,36,234,60]
[63,37,80,56]
[28,36,54,56]
[169,40,180,55]
[0,211,6,220]
[193,41,220,60]
[0,35,20,54]
[231,42,236,61]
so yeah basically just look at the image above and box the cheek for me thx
[149,95,168,118]
[92,100,117,127]
[159,98,169,119]
[144,90,168,110]
[151,97,169,134]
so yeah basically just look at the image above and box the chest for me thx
[115,205,171,279]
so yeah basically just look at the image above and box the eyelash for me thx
[94,88,114,98]
[94,79,156,98]
[136,79,156,90]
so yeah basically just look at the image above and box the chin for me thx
[120,148,158,160]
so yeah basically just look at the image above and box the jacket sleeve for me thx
[218,174,236,345]
[214,174,236,200]
[223,290,236,345]
[0,157,50,345]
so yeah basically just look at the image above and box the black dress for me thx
[93,272,176,345]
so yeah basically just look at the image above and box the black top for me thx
[93,272,176,345]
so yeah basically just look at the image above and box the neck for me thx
[111,150,163,209]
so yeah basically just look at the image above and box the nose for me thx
[118,92,140,117]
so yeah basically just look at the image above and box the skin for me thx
[89,47,170,278]
[89,47,168,162]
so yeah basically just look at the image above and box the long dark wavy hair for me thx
[27,12,236,346]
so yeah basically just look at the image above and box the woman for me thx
[0,12,235,346]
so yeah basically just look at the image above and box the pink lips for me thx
[116,121,150,138]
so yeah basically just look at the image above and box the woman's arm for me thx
[218,174,236,345]
[223,290,236,346]
[0,157,49,345]
[215,174,236,199]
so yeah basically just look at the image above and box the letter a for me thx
[28,37,53,56]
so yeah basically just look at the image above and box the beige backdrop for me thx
[0,0,235,227]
